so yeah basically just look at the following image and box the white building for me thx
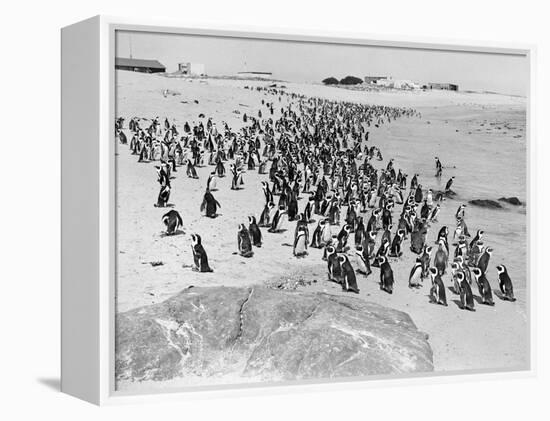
[375,78,420,90]
[376,78,394,88]
[178,62,206,76]
[393,79,421,90]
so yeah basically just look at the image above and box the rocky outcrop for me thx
[116,286,433,383]
[498,197,523,206]
[469,199,503,209]
[434,189,457,198]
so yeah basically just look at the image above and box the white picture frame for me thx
[61,15,536,405]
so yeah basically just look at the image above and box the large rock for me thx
[498,197,523,206]
[469,199,503,209]
[116,286,433,384]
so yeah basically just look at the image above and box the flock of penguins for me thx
[115,85,518,312]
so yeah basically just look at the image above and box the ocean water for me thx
[367,103,527,305]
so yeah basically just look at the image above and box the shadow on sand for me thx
[494,289,516,302]
[159,229,186,238]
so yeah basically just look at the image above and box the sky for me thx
[116,30,529,96]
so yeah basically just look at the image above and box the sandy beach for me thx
[115,70,528,388]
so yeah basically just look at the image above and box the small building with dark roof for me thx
[428,82,459,91]
[115,58,166,74]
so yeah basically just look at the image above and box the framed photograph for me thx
[61,16,534,405]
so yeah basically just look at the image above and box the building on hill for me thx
[374,78,420,90]
[115,57,166,73]
[393,79,421,90]
[428,82,459,91]
[364,76,390,84]
[178,62,206,76]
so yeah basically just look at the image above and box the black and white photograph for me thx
[113,29,528,393]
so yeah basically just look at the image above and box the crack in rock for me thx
[235,287,254,342]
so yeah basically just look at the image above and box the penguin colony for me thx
[115,84,517,310]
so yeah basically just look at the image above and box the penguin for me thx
[469,240,485,266]
[408,258,423,288]
[389,229,405,258]
[248,215,262,247]
[457,271,475,311]
[162,209,183,235]
[469,229,484,251]
[410,225,427,255]
[339,255,360,293]
[377,255,394,294]
[355,245,371,277]
[420,245,433,280]
[138,143,148,162]
[258,159,267,175]
[187,161,199,179]
[471,267,495,306]
[326,246,343,284]
[366,209,379,232]
[293,226,308,257]
[155,184,171,208]
[169,157,177,173]
[304,197,314,222]
[328,200,341,225]
[429,267,447,306]
[364,230,377,259]
[456,255,472,286]
[445,176,455,192]
[434,239,448,275]
[414,184,423,203]
[237,224,254,257]
[420,200,430,220]
[410,173,419,190]
[354,216,365,247]
[381,204,393,229]
[496,265,516,302]
[287,191,299,221]
[455,204,466,221]
[155,165,170,187]
[428,203,441,222]
[310,219,324,248]
[335,224,350,252]
[450,262,461,294]
[454,237,468,260]
[453,220,463,240]
[374,237,390,263]
[206,172,218,191]
[346,201,358,231]
[200,189,221,218]
[190,234,213,272]
[117,129,127,144]
[215,159,226,177]
[477,247,493,274]
[436,226,449,245]
[381,224,393,248]
[268,205,287,233]
[320,218,333,246]
[435,157,442,178]
[258,202,274,227]
[230,164,244,190]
